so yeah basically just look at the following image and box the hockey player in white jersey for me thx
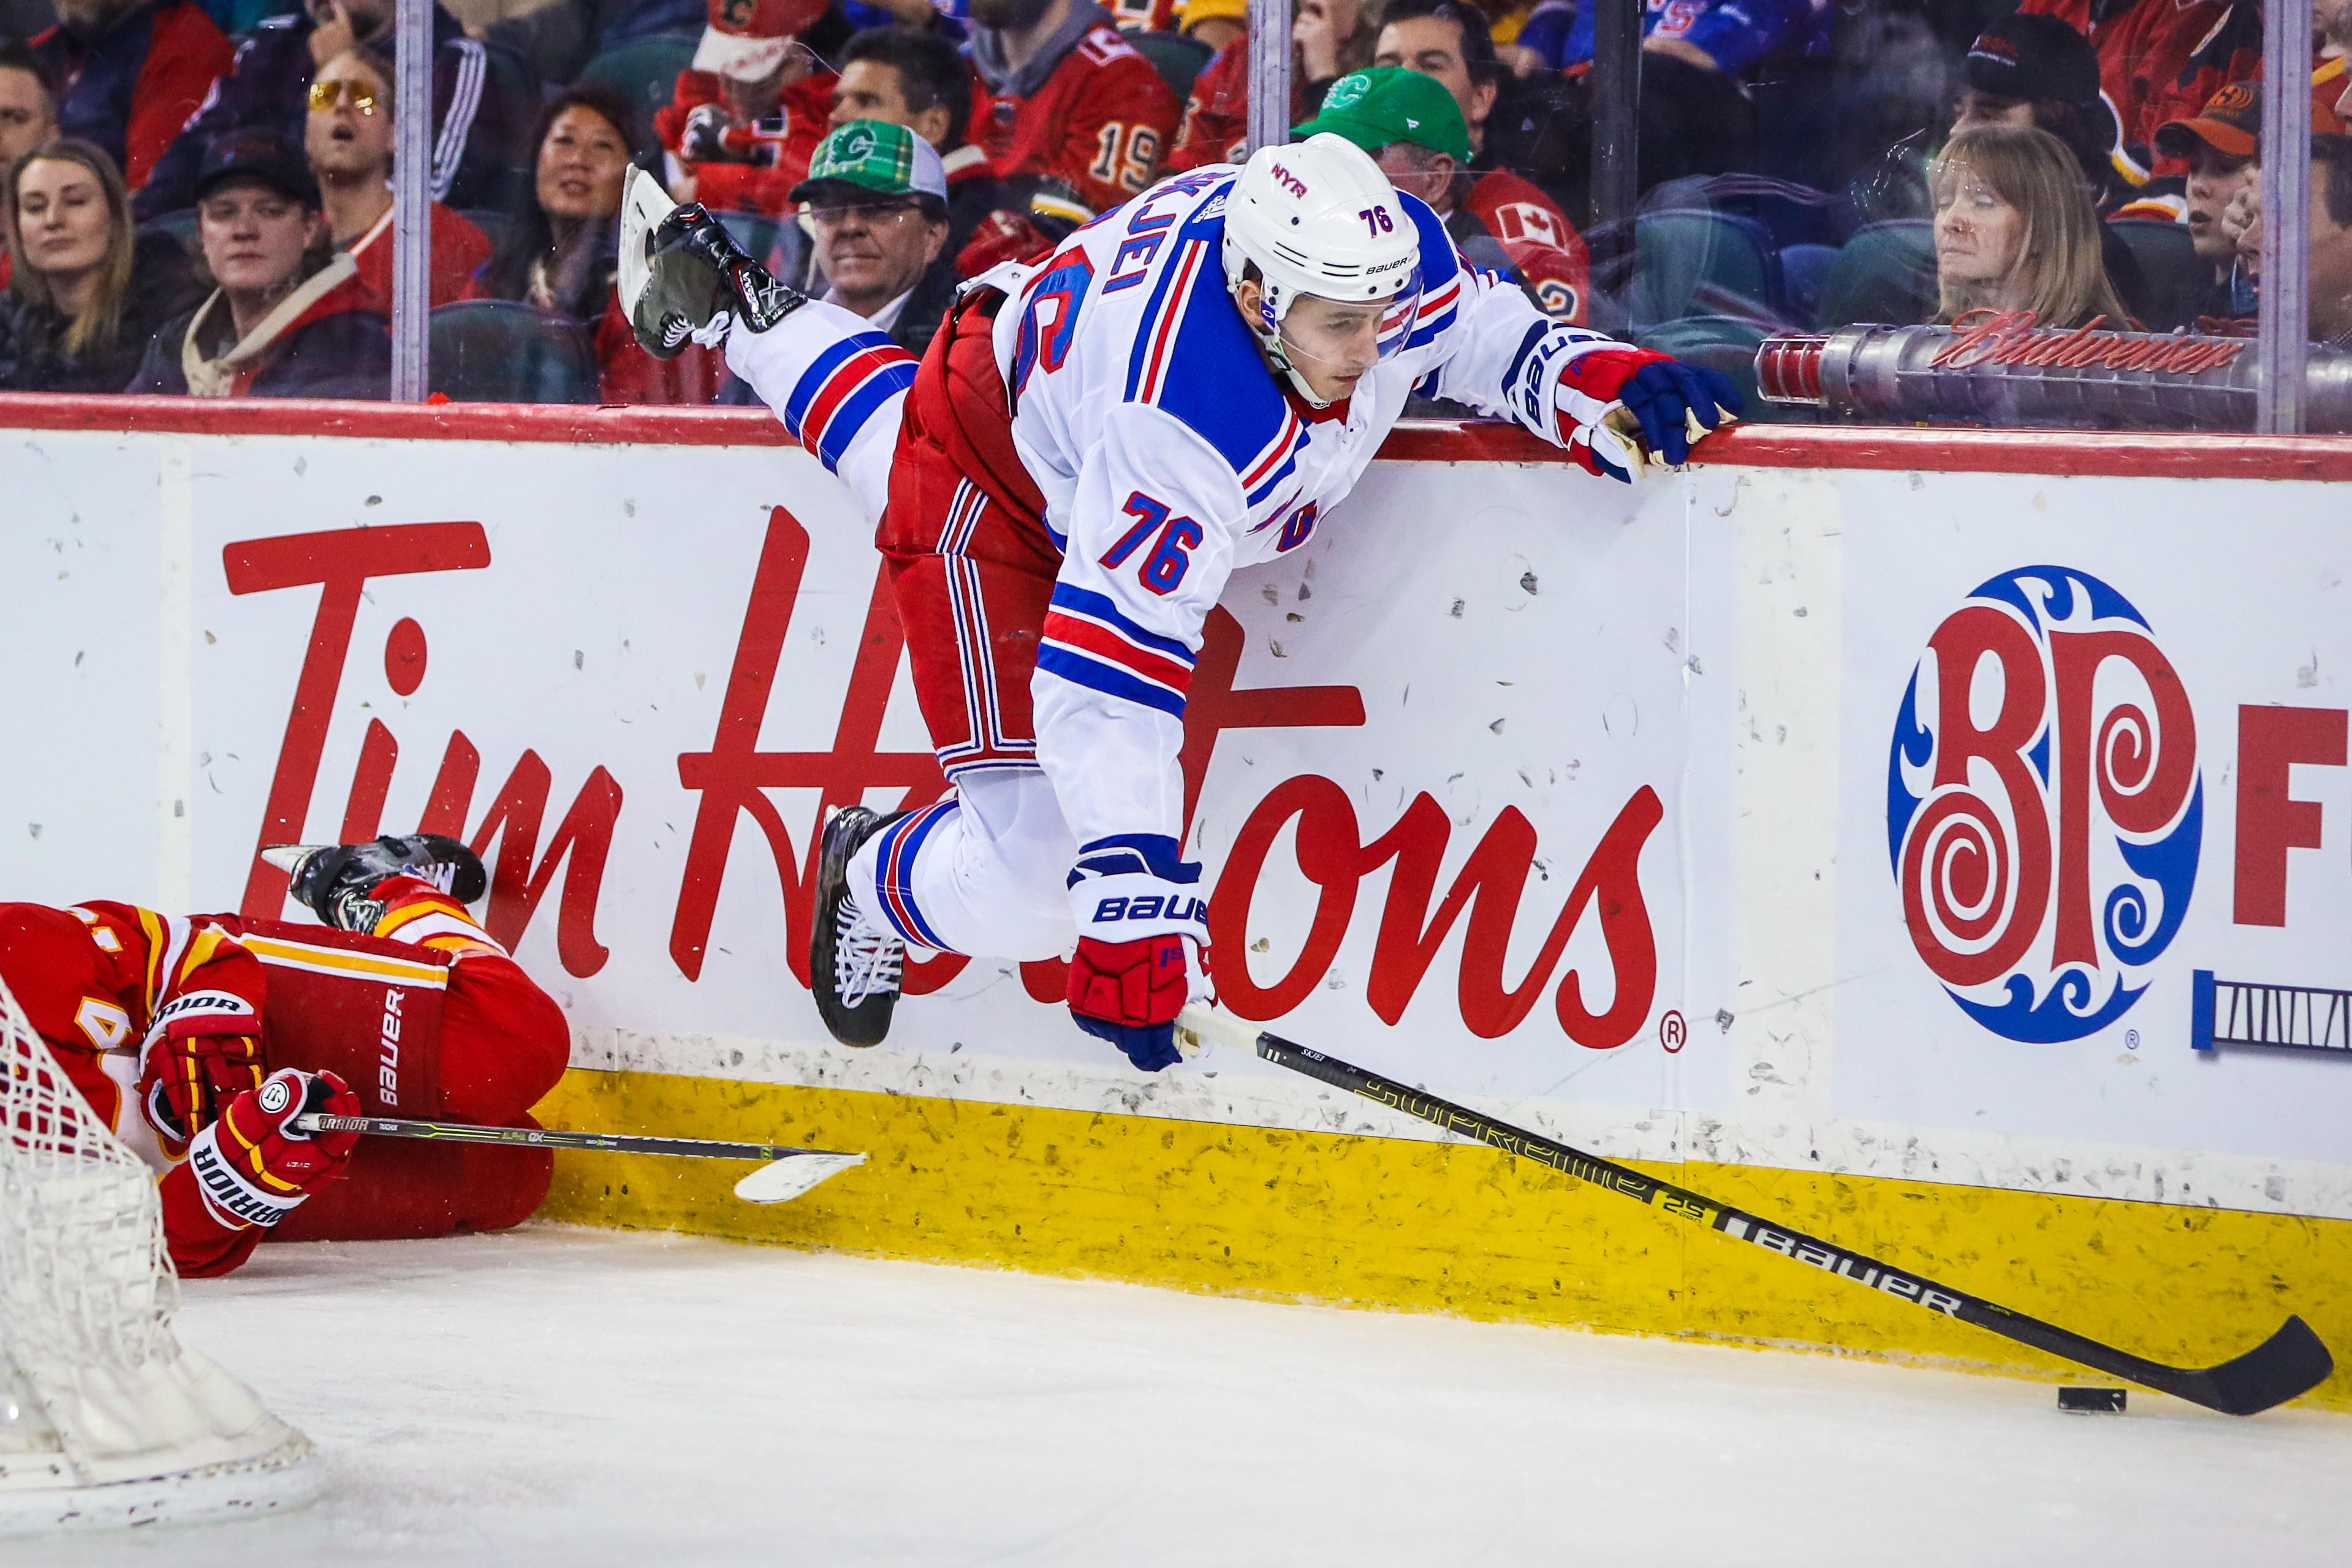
[623,121,1739,1073]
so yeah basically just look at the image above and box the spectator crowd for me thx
[0,0,2348,411]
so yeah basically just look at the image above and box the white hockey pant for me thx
[844,768,1077,963]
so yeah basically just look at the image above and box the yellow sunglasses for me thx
[306,79,381,115]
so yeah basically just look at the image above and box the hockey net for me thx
[0,967,319,1532]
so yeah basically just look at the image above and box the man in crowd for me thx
[0,37,56,287]
[31,0,230,192]
[965,0,1178,219]
[0,36,56,167]
[830,24,1004,258]
[129,129,391,397]
[1298,66,1588,324]
[658,0,836,216]
[2153,82,2260,322]
[1373,0,1576,201]
[794,119,955,352]
[305,42,489,315]
[1954,11,2144,209]
[2310,133,2352,341]
[2217,131,2352,341]
[135,0,522,219]
[1370,0,1584,289]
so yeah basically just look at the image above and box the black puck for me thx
[2057,1387,2127,1413]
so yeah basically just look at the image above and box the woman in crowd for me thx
[0,139,200,392]
[1930,123,2130,330]
[127,130,392,398]
[479,82,721,403]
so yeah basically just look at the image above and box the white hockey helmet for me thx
[1221,133,1422,400]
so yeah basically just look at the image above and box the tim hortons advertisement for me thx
[1,430,1712,1131]
[1834,469,2352,1169]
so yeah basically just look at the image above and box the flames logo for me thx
[1887,567,2202,1042]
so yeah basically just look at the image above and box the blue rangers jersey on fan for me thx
[963,164,1653,854]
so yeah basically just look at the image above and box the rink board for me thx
[6,400,2351,1406]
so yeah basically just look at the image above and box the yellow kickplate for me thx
[534,1067,2352,1411]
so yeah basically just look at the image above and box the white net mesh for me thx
[0,966,178,1377]
[0,962,319,1531]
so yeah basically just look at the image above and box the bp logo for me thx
[1887,566,2202,1042]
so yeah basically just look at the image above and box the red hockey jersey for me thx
[971,22,1181,216]
[1459,168,1590,327]
[654,68,838,217]
[0,901,271,1277]
[2017,0,2257,178]
[1167,31,1248,172]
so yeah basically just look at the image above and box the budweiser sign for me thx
[1928,309,2247,374]
[1754,320,2352,431]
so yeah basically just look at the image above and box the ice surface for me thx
[29,1225,2349,1567]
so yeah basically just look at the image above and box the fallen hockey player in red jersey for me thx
[0,833,571,1277]
[620,132,1738,1074]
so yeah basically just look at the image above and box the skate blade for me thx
[260,844,324,873]
[732,1151,865,1205]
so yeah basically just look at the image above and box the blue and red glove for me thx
[1065,835,1212,1073]
[1551,346,1743,479]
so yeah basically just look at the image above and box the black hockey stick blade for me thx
[2174,1315,2334,1417]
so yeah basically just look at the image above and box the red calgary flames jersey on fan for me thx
[2016,0,2256,175]
[1463,169,1590,326]
[655,69,838,216]
[972,25,1181,216]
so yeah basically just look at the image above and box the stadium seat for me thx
[457,206,515,259]
[1818,218,1936,329]
[1121,27,1214,103]
[428,301,600,403]
[1629,209,1776,331]
[578,34,699,119]
[2109,218,2206,332]
[1778,242,1839,329]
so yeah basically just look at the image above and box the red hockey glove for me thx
[1065,835,1212,1073]
[140,1030,265,1146]
[184,1069,362,1234]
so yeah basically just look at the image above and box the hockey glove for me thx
[1615,360,1743,466]
[140,1030,265,1147]
[618,167,805,359]
[1065,835,1212,1074]
[1550,346,1742,480]
[184,1069,362,1235]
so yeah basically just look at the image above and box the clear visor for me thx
[1273,281,1425,380]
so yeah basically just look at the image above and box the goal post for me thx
[0,968,321,1532]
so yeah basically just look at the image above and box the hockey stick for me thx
[290,1113,866,1205]
[1175,1006,2334,1416]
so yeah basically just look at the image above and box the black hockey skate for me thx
[810,806,909,1048]
[263,833,487,934]
[619,167,807,359]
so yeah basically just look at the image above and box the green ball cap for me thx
[790,118,949,207]
[1294,67,1473,166]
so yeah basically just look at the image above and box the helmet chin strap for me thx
[1233,278,1340,407]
